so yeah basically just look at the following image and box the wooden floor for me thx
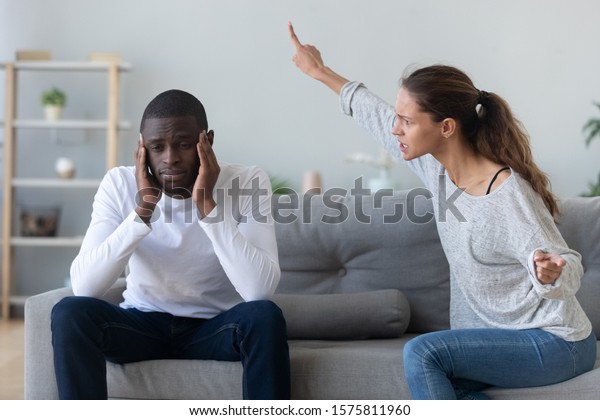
[0,318,24,400]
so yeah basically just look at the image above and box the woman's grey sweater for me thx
[340,81,592,341]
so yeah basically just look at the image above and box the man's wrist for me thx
[197,199,217,219]
[135,206,154,225]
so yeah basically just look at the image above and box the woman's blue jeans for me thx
[51,296,291,400]
[403,328,597,399]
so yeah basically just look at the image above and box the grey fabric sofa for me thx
[24,191,600,399]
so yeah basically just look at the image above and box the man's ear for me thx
[206,129,215,146]
[441,118,456,139]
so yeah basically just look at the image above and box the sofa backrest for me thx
[272,191,451,333]
[273,193,600,336]
[557,196,600,338]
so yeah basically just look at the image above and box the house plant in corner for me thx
[41,87,67,121]
[582,102,600,197]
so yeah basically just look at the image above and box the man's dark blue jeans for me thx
[51,296,291,399]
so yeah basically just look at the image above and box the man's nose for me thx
[163,146,180,164]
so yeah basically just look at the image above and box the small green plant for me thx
[582,102,600,197]
[583,174,600,197]
[41,87,67,107]
[583,102,600,147]
[270,175,295,195]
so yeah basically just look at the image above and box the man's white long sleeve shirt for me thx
[70,163,281,319]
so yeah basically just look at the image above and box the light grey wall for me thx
[1,0,599,294]
[2,0,600,193]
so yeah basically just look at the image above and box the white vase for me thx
[44,105,63,121]
[54,157,76,179]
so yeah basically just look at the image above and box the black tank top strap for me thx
[486,166,511,195]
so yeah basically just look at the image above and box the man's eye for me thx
[179,143,192,149]
[149,145,163,152]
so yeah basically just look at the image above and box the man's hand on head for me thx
[134,134,162,224]
[193,130,220,218]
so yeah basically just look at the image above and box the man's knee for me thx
[52,296,85,324]
[247,299,285,320]
[51,296,105,333]
[237,300,287,332]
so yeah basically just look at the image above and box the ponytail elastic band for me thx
[478,90,490,104]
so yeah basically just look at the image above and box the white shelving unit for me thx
[1,60,130,318]
[12,119,131,130]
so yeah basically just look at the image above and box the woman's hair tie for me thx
[478,90,490,104]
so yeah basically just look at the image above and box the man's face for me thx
[141,116,209,197]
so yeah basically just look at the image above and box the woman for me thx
[288,22,596,399]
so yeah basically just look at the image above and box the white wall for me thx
[2,0,599,194]
[1,0,600,294]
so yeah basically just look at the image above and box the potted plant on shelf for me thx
[40,87,67,121]
[582,102,600,197]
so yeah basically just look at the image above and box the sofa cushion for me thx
[272,289,410,339]
[273,192,450,334]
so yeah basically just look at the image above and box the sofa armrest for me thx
[24,279,126,399]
